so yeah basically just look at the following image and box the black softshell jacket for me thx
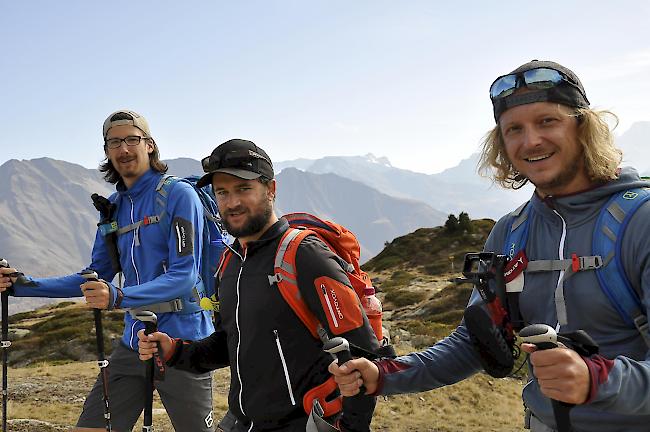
[168,218,381,431]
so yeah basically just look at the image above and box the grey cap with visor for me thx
[103,110,152,138]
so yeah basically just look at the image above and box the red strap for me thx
[274,228,322,339]
[218,249,233,279]
[302,376,342,417]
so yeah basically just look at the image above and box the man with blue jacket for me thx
[329,60,650,431]
[0,110,216,431]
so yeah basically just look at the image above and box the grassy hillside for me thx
[8,302,124,367]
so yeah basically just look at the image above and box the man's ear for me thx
[267,179,277,200]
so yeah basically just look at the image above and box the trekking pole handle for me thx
[134,311,158,335]
[519,323,561,350]
[1,259,11,348]
[323,337,353,365]
[80,270,99,282]
[520,324,574,432]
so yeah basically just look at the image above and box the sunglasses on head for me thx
[489,67,581,100]
[201,149,270,173]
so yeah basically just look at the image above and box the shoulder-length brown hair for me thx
[478,106,622,189]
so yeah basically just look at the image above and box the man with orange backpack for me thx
[138,139,387,432]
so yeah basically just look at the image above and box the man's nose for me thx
[522,126,543,149]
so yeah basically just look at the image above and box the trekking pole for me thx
[80,269,112,432]
[520,324,599,432]
[134,311,163,432]
[0,259,10,432]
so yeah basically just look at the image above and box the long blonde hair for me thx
[478,107,622,189]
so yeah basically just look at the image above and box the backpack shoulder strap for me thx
[593,187,650,346]
[154,174,180,234]
[503,201,532,259]
[268,228,323,340]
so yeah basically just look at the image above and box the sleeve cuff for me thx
[106,281,124,310]
[582,354,615,404]
[165,338,183,364]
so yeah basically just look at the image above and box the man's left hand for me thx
[81,280,110,310]
[522,343,590,404]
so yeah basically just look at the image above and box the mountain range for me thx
[0,157,444,313]
[1,120,646,313]
[275,121,650,218]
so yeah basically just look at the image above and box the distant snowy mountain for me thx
[274,121,649,218]
[274,153,534,219]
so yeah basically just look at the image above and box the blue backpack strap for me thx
[154,175,228,314]
[133,174,202,315]
[503,201,531,259]
[593,188,650,346]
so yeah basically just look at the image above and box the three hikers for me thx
[137,139,383,432]
[0,110,216,431]
[329,60,650,432]
[1,60,649,432]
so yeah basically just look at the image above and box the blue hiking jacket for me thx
[12,169,215,350]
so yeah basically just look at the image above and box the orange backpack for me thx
[215,212,383,340]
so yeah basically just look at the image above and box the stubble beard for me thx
[223,201,273,238]
[531,151,585,195]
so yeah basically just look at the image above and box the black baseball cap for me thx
[196,139,274,188]
[490,60,590,122]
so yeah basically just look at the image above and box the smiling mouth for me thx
[525,153,552,162]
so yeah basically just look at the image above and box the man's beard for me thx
[532,151,584,194]
[223,202,273,238]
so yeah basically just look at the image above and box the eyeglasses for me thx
[104,136,148,149]
[201,149,270,173]
[489,67,581,100]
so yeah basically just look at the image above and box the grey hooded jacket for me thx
[378,167,650,432]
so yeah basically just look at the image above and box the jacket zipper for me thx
[234,248,247,416]
[274,330,297,406]
[553,209,568,330]
[320,283,340,328]
[127,195,140,285]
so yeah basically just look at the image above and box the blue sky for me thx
[2,1,649,174]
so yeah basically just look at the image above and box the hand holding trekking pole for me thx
[0,260,28,291]
[325,337,379,396]
[137,330,174,362]
[0,259,11,432]
[520,324,598,432]
[81,270,112,432]
[80,271,110,310]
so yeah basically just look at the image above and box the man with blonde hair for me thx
[329,60,650,431]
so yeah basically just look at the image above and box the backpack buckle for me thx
[571,254,603,272]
